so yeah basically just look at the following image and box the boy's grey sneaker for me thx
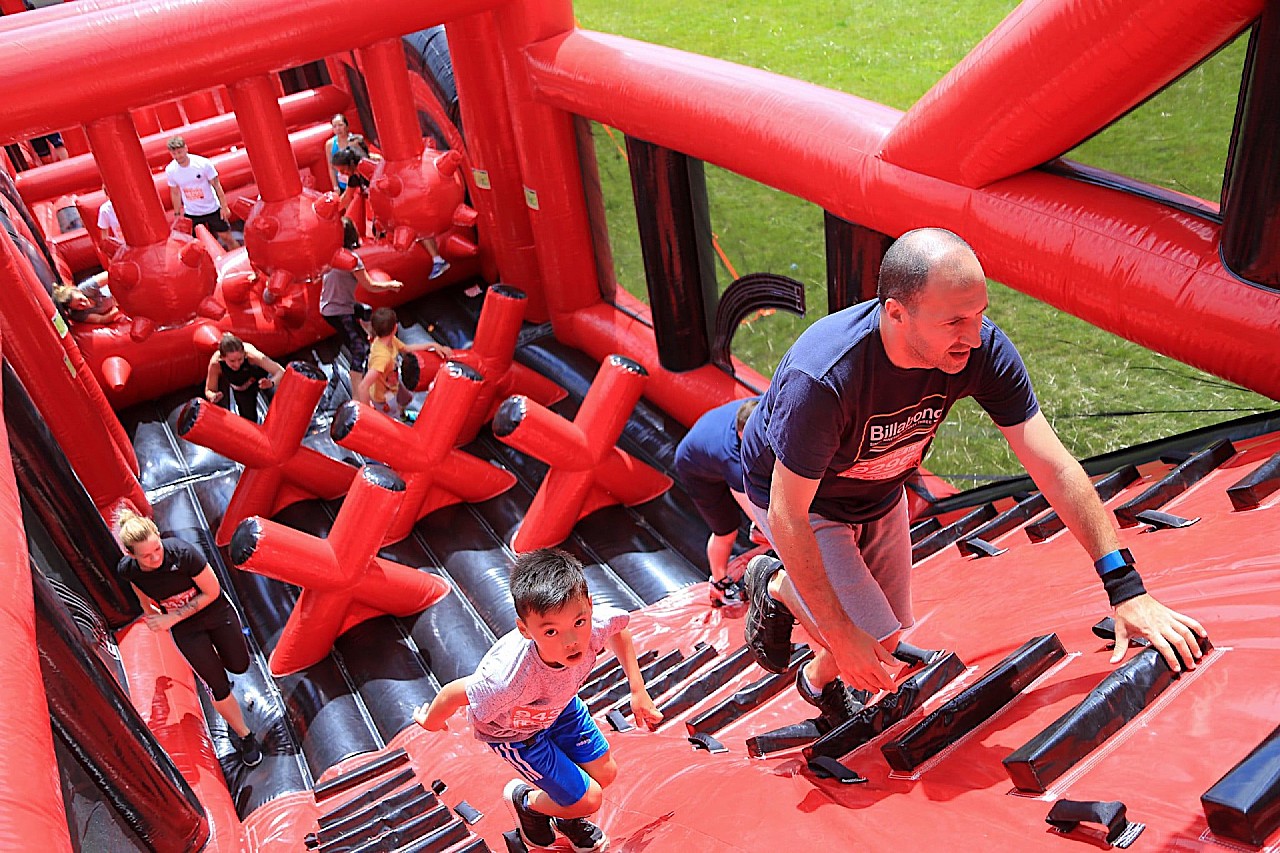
[553,816,610,852]
[504,779,555,849]
[796,670,867,728]
[238,731,263,767]
[743,555,795,673]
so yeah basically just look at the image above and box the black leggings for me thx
[172,607,250,701]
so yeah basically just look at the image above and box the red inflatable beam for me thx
[493,355,672,552]
[402,285,566,443]
[229,464,451,676]
[330,361,517,545]
[175,362,356,546]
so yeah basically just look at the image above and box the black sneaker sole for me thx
[743,555,795,674]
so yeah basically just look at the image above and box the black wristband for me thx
[1101,566,1146,607]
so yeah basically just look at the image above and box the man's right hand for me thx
[828,626,898,694]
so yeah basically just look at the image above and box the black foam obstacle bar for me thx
[882,634,1065,772]
[1003,635,1212,793]
[604,643,719,718]
[685,646,813,737]
[805,651,966,761]
[957,493,1049,558]
[1226,450,1280,510]
[1026,465,1140,542]
[314,748,409,801]
[911,505,997,563]
[1201,723,1280,846]
[586,648,685,713]
[654,645,756,727]
[1113,439,1235,527]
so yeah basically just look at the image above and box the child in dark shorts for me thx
[415,549,661,852]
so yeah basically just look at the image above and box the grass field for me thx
[573,0,1275,485]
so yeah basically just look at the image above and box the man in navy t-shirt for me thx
[673,397,760,608]
[740,227,1207,727]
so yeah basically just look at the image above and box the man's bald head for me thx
[877,228,982,309]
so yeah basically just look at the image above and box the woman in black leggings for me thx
[204,332,284,423]
[116,510,262,766]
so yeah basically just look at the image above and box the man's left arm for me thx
[1000,412,1207,671]
[210,175,231,220]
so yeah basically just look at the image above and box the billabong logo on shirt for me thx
[836,398,947,481]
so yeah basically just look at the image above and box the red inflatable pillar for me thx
[84,113,219,338]
[402,285,565,443]
[330,361,517,544]
[492,0,603,323]
[493,355,672,551]
[175,362,355,545]
[444,13,546,313]
[227,75,343,316]
[229,464,451,676]
[358,38,478,264]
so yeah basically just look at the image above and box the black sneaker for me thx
[743,555,795,673]
[553,816,609,853]
[504,780,555,849]
[238,732,263,767]
[796,670,866,728]
[709,577,744,608]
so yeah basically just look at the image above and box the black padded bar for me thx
[586,649,686,713]
[1026,465,1140,542]
[318,768,417,828]
[1226,450,1280,510]
[314,786,432,845]
[578,649,660,704]
[605,644,720,718]
[882,634,1066,772]
[654,646,756,727]
[957,493,1049,557]
[1113,439,1235,527]
[909,517,941,545]
[314,749,410,801]
[318,797,447,853]
[747,719,827,758]
[805,652,967,761]
[685,647,814,737]
[347,813,466,853]
[1003,636,1212,793]
[1201,722,1280,846]
[912,505,998,563]
[420,838,490,853]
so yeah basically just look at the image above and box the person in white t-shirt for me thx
[96,196,124,241]
[165,135,239,250]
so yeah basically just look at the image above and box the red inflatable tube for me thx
[85,114,171,248]
[0,333,74,852]
[228,76,304,203]
[15,87,349,205]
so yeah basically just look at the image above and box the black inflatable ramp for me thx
[882,634,1065,773]
[1201,722,1280,846]
[804,652,966,761]
[1003,636,1212,794]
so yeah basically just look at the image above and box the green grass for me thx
[576,0,1275,485]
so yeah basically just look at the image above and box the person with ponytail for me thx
[116,509,263,766]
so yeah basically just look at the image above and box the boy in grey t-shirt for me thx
[415,549,661,852]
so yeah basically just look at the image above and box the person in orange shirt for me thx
[356,306,450,420]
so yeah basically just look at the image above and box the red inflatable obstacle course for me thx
[401,284,567,443]
[330,360,517,545]
[229,464,451,676]
[493,354,672,552]
[176,362,356,546]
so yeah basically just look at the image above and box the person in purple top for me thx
[673,397,760,609]
[415,549,660,852]
[741,227,1207,729]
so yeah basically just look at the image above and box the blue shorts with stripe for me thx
[487,697,610,807]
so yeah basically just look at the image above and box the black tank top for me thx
[220,355,268,389]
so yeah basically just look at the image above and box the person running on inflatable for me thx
[414,549,661,852]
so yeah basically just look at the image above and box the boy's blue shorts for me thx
[487,697,610,807]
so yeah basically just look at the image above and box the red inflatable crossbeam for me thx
[493,354,672,552]
[402,285,566,443]
[228,464,450,676]
[176,361,355,546]
[330,361,517,545]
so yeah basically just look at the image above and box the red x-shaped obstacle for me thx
[493,354,672,552]
[229,464,451,676]
[331,360,517,545]
[177,361,356,546]
[401,285,566,444]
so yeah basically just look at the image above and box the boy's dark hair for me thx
[510,549,590,620]
[370,306,398,338]
[341,216,360,250]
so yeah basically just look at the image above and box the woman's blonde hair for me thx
[52,285,77,308]
[117,509,160,552]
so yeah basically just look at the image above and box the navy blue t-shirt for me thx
[673,398,757,536]
[741,300,1039,524]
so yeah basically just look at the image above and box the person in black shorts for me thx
[204,332,284,423]
[31,132,68,164]
[116,510,262,766]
